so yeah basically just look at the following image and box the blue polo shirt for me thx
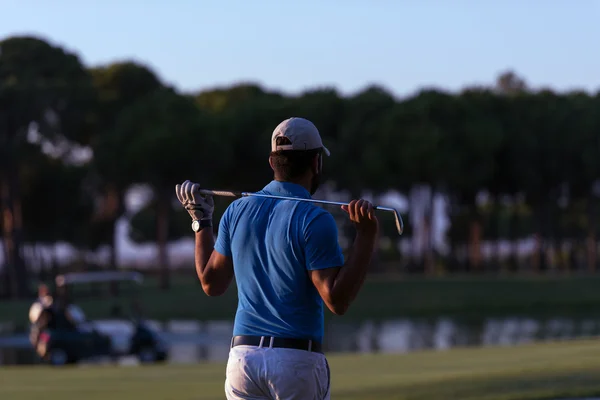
[214,180,344,343]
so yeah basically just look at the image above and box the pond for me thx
[1,315,600,365]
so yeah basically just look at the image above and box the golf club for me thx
[197,188,405,235]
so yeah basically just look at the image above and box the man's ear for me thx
[312,153,322,174]
[269,156,275,171]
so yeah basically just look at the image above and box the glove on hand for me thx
[175,180,214,221]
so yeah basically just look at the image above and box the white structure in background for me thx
[405,185,450,258]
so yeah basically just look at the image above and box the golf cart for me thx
[29,271,168,366]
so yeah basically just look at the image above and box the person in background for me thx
[28,283,55,347]
[28,283,53,325]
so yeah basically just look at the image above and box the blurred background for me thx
[1,0,600,393]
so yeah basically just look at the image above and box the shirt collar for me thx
[262,180,311,199]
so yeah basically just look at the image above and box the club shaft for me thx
[198,189,404,235]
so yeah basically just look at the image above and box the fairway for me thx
[1,340,600,400]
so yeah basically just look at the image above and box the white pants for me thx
[225,345,331,400]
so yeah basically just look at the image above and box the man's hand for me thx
[341,199,379,235]
[175,180,214,221]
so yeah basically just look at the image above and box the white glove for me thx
[175,180,214,221]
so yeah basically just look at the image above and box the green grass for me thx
[3,274,600,325]
[2,339,600,399]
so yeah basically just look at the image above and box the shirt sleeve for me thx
[304,211,345,270]
[214,205,233,257]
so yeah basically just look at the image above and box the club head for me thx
[375,206,404,235]
[394,210,404,235]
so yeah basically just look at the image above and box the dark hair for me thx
[270,137,322,181]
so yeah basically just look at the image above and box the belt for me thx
[231,335,323,354]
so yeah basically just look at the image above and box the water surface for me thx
[1,315,599,365]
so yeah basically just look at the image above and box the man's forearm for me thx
[330,231,377,311]
[348,228,380,302]
[195,227,215,282]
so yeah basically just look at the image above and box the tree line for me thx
[1,35,600,298]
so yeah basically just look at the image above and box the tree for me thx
[196,83,292,191]
[0,35,96,297]
[487,94,525,271]
[128,200,192,244]
[495,70,527,95]
[88,61,164,273]
[507,91,572,272]
[291,87,345,148]
[381,89,449,272]
[19,144,96,276]
[556,91,600,272]
[336,85,396,195]
[6,46,600,279]
[440,88,505,271]
[115,87,218,289]
[196,83,276,113]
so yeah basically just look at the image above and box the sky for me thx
[1,0,599,98]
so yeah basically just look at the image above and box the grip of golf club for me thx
[197,189,242,198]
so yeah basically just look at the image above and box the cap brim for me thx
[323,146,331,156]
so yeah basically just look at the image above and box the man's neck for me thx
[273,177,311,194]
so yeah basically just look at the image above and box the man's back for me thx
[214,180,344,343]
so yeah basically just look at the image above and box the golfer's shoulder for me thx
[219,197,244,221]
[223,194,263,217]
[300,204,338,230]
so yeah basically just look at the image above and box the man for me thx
[176,117,379,399]
[28,283,53,325]
[28,283,54,348]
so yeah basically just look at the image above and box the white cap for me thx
[271,117,331,156]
